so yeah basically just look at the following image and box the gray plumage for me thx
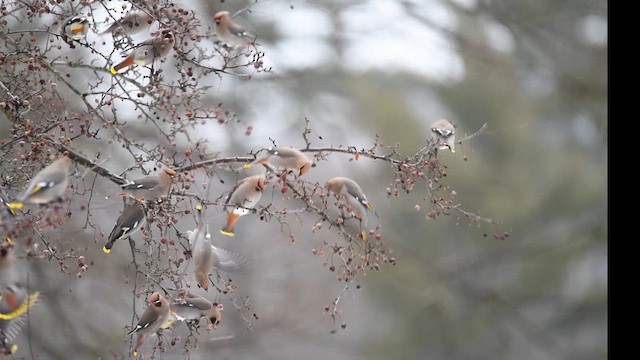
[103,202,146,253]
[118,167,175,201]
[213,11,256,47]
[17,156,72,205]
[430,119,456,153]
[252,147,313,176]
[110,28,175,73]
[100,9,153,36]
[220,175,266,236]
[62,15,89,40]
[325,177,375,223]
[191,206,214,290]
[127,292,171,355]
[170,293,223,325]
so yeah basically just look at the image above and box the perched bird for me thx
[113,167,176,202]
[62,15,89,40]
[110,28,175,74]
[430,119,456,153]
[245,147,313,177]
[100,9,153,36]
[0,244,40,354]
[127,292,172,357]
[170,293,223,326]
[103,201,146,253]
[325,177,377,239]
[213,10,256,47]
[9,156,72,210]
[220,175,266,237]
[188,206,250,288]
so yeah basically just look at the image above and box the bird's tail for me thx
[220,213,239,237]
[110,56,135,74]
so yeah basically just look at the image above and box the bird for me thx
[127,292,172,357]
[188,206,250,289]
[103,201,146,253]
[0,243,40,355]
[100,9,154,37]
[244,147,313,177]
[213,10,256,48]
[9,155,72,210]
[220,175,266,237]
[62,15,89,40]
[0,195,14,220]
[112,167,176,202]
[430,119,456,153]
[110,28,175,74]
[190,204,214,290]
[169,293,223,327]
[325,177,377,239]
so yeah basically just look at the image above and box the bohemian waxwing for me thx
[103,201,146,253]
[220,175,266,237]
[245,147,313,177]
[170,293,223,326]
[430,119,456,153]
[127,292,172,357]
[213,11,256,47]
[10,156,72,210]
[110,28,175,74]
[325,177,377,239]
[1,195,13,219]
[114,167,176,202]
[188,206,250,288]
[0,244,40,354]
[325,177,375,220]
[190,205,214,290]
[100,9,154,36]
[62,15,89,40]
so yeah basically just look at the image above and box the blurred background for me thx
[1,0,606,359]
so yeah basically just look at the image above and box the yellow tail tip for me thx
[243,163,253,169]
[110,66,118,75]
[195,204,203,211]
[9,344,18,354]
[0,291,40,320]
[4,237,12,244]
[220,230,235,237]
[361,230,367,241]
[103,246,111,254]
[133,351,138,357]
[8,202,23,211]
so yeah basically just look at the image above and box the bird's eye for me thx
[154,300,162,307]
